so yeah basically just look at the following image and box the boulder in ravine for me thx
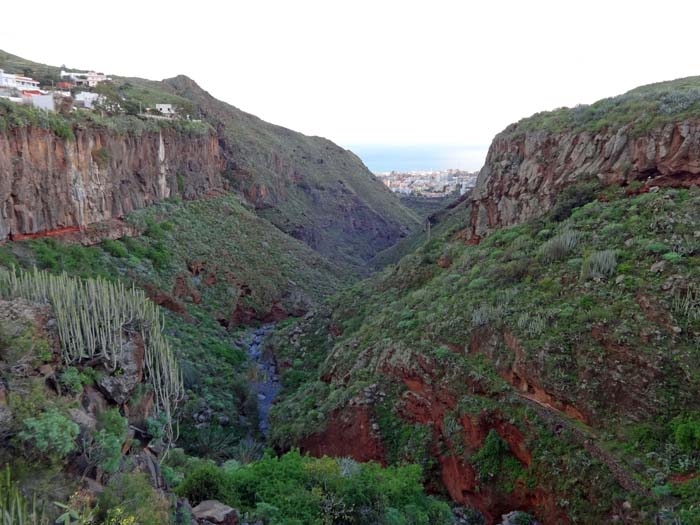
[192,500,239,525]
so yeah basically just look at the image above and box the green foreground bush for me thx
[177,450,452,525]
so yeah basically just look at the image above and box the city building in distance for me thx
[375,169,478,197]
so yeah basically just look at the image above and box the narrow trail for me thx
[514,392,650,496]
[245,324,279,437]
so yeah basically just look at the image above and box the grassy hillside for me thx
[509,75,700,137]
[0,48,419,272]
[158,74,419,271]
[0,193,349,460]
[269,183,700,523]
[372,192,471,268]
[0,268,447,525]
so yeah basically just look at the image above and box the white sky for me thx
[3,0,700,169]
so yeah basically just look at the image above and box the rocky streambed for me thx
[245,324,279,436]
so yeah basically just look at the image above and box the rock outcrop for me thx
[192,500,239,525]
[464,120,700,242]
[0,125,225,242]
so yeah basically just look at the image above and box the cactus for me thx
[0,268,183,438]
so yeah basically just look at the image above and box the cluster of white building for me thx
[60,69,110,88]
[377,169,478,197]
[0,67,177,117]
[0,69,40,91]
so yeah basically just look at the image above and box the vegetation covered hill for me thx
[158,74,419,272]
[0,192,351,459]
[268,183,700,523]
[507,74,700,137]
[0,48,418,273]
[5,47,700,525]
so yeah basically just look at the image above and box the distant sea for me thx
[346,144,488,173]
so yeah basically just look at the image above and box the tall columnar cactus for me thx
[0,268,183,437]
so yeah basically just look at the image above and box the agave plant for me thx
[0,467,47,525]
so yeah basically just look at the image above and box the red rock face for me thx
[460,120,700,242]
[301,405,385,463]
[0,126,225,242]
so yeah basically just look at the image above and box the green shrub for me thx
[97,472,171,525]
[92,429,123,473]
[470,430,525,491]
[490,258,532,284]
[97,408,128,441]
[467,277,489,290]
[646,241,669,254]
[19,408,79,460]
[551,178,601,221]
[673,417,700,453]
[59,367,83,395]
[146,241,171,268]
[101,239,128,258]
[663,251,682,263]
[512,511,537,525]
[174,451,450,525]
[176,464,228,506]
[92,146,111,168]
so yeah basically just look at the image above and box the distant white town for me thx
[376,169,478,198]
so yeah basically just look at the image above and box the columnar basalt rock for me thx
[0,126,225,242]
[465,120,700,242]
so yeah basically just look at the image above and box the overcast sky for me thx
[3,0,700,170]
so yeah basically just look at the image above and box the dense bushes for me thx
[672,417,700,453]
[470,430,525,492]
[509,75,700,136]
[176,463,227,505]
[269,186,700,523]
[550,178,601,221]
[18,408,79,461]
[177,450,452,525]
[97,472,171,525]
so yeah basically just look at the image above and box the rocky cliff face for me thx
[0,126,224,242]
[465,120,700,242]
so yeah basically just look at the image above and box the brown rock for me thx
[98,333,145,405]
[301,405,385,464]
[38,364,54,376]
[192,500,238,524]
[456,120,700,244]
[0,126,224,242]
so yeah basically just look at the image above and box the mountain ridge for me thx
[0,49,419,274]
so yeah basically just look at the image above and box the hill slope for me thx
[269,184,700,524]
[267,77,700,524]
[159,74,419,271]
[0,49,419,273]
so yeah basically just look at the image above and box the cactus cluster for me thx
[0,268,183,435]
